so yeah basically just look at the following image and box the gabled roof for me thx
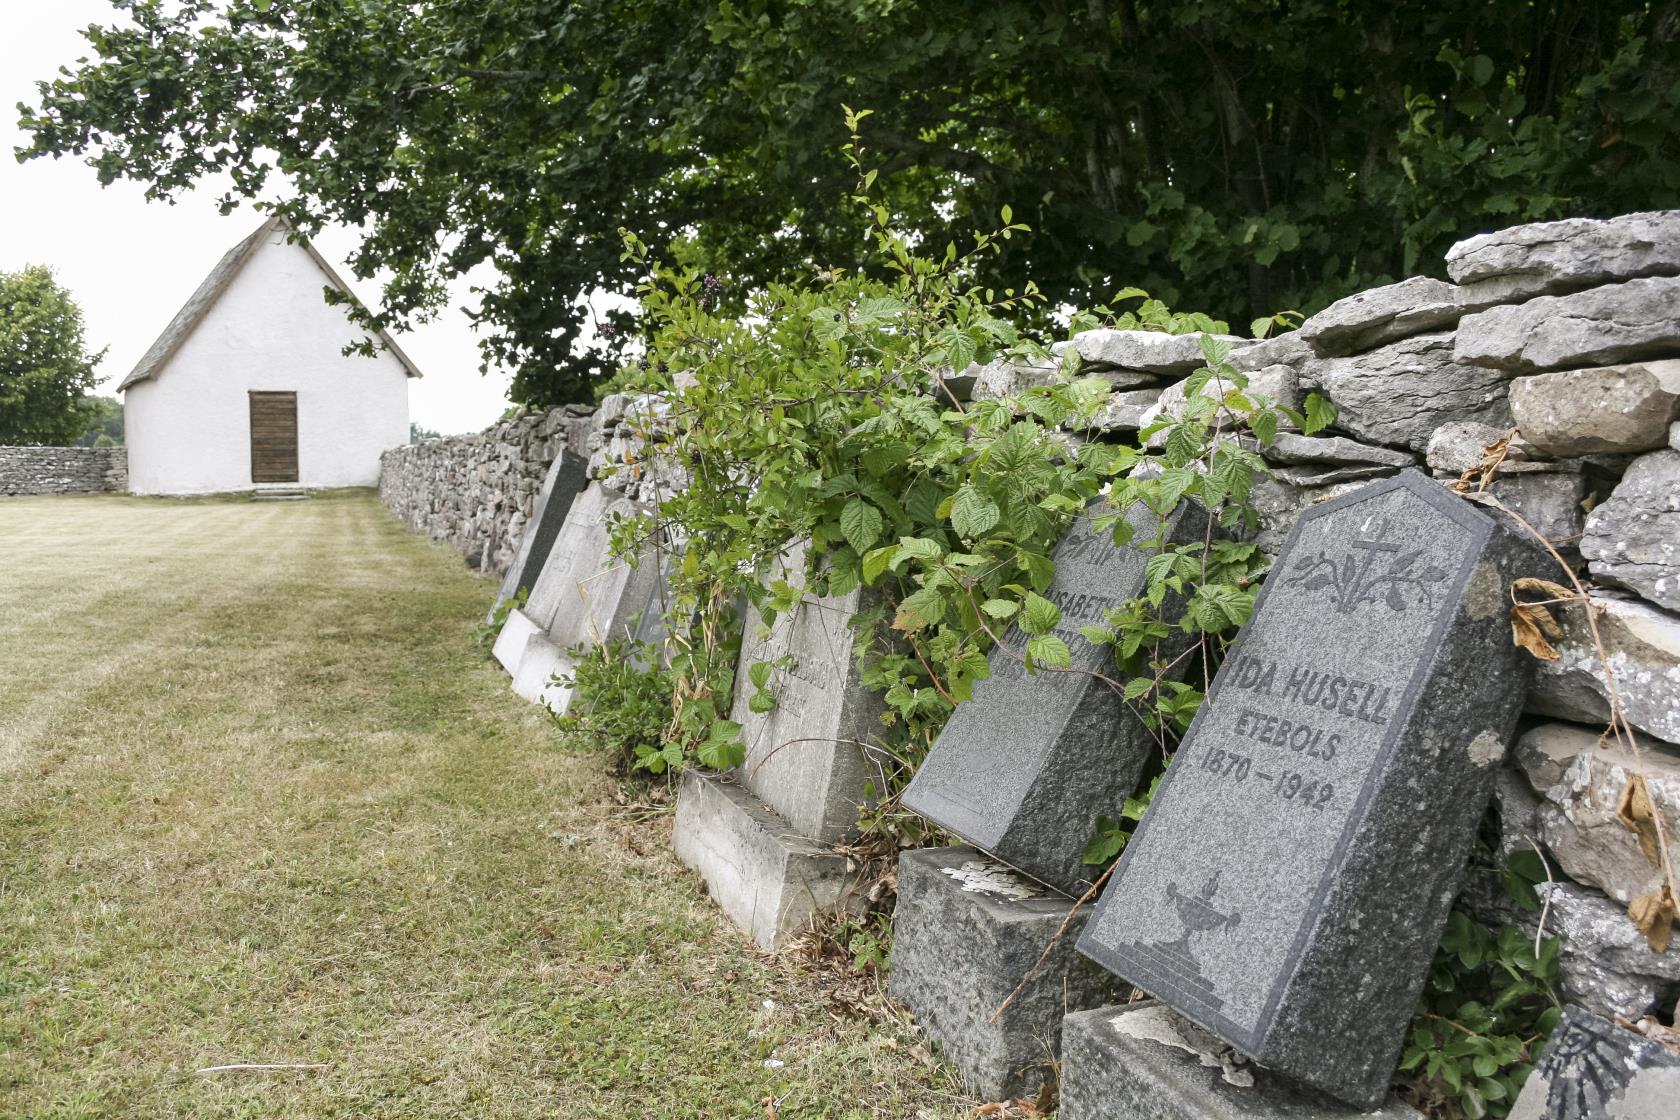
[119,214,424,391]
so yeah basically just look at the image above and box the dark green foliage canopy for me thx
[18,1,1680,405]
[0,266,104,446]
[75,395,125,447]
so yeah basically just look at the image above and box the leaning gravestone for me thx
[904,497,1208,896]
[888,845,1118,1101]
[732,563,886,844]
[496,481,663,710]
[1508,1007,1680,1120]
[674,552,887,950]
[1077,470,1546,1107]
[487,445,590,621]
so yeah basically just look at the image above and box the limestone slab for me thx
[1539,744,1680,908]
[1262,433,1416,469]
[1063,329,1249,375]
[1078,471,1545,1106]
[887,846,1116,1102]
[1299,277,1463,357]
[1581,450,1680,611]
[1509,361,1680,457]
[1058,1003,1423,1120]
[1446,210,1680,304]
[671,769,859,952]
[1527,593,1680,748]
[1455,277,1680,373]
[1538,882,1680,1022]
[1303,332,1513,451]
[904,499,1206,895]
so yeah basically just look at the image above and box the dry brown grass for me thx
[0,491,966,1119]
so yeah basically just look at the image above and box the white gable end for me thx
[123,220,412,495]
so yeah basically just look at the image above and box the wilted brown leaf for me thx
[1511,603,1562,661]
[1512,576,1578,603]
[1617,774,1664,868]
[1453,432,1513,493]
[1629,884,1676,953]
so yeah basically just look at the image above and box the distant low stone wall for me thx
[378,406,593,574]
[0,446,127,496]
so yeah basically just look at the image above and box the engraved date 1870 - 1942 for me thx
[1200,746,1336,810]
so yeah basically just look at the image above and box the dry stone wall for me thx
[391,209,1680,1103]
[378,406,593,574]
[0,446,127,496]
[1030,209,1680,1036]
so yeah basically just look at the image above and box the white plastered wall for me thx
[124,231,410,494]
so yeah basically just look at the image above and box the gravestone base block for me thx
[1059,1004,1423,1120]
[510,632,575,713]
[888,846,1117,1102]
[672,768,860,952]
[493,607,541,676]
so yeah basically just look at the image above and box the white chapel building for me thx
[120,215,419,495]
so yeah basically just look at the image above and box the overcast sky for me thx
[1,1,518,435]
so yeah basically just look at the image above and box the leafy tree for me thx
[18,1,1680,405]
[409,421,442,443]
[0,266,104,446]
[75,395,124,447]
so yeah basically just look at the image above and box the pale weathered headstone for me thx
[489,447,590,619]
[1077,470,1545,1106]
[500,480,664,711]
[732,574,885,844]
[673,553,886,949]
[903,498,1207,895]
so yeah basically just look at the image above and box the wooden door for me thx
[249,391,299,483]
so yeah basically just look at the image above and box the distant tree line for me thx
[0,265,107,446]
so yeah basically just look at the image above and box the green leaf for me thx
[808,307,848,342]
[894,587,947,632]
[980,598,1019,619]
[862,545,899,585]
[1077,625,1114,645]
[897,536,943,563]
[840,497,883,554]
[747,661,772,689]
[1303,391,1337,435]
[1020,592,1062,636]
[951,484,1001,538]
[1026,633,1071,668]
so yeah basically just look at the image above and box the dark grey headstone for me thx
[491,447,590,619]
[1077,470,1546,1106]
[1059,1003,1423,1120]
[1509,1007,1680,1120]
[887,846,1118,1101]
[902,499,1207,896]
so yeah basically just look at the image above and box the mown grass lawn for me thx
[0,491,964,1119]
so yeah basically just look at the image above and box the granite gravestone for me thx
[489,447,590,620]
[903,498,1208,896]
[1077,470,1545,1107]
[1508,1007,1680,1120]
